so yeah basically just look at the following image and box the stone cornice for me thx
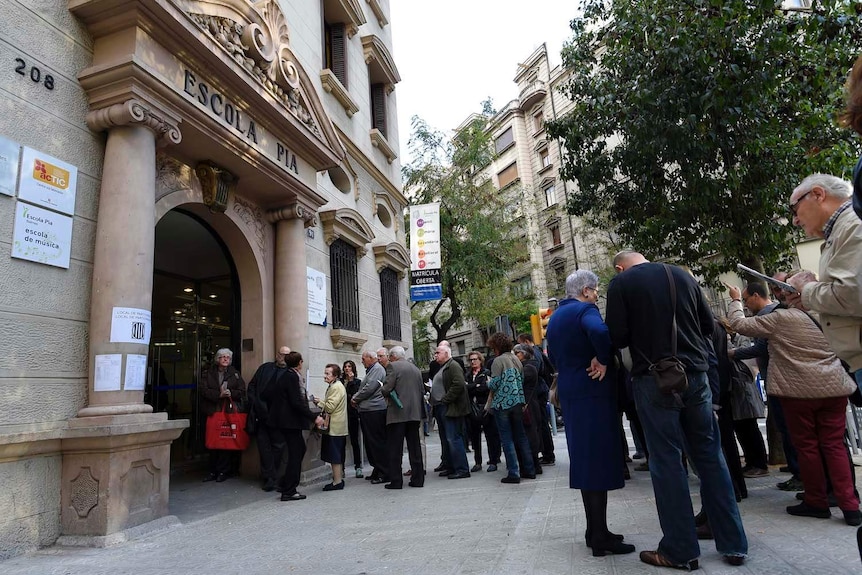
[267,201,318,227]
[319,207,375,256]
[361,34,400,88]
[372,242,410,279]
[87,99,182,145]
[320,69,359,117]
[330,0,367,36]
[366,0,388,27]
[370,128,397,164]
[330,329,367,351]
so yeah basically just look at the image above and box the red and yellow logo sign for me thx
[33,159,70,190]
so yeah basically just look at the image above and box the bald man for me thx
[248,346,291,492]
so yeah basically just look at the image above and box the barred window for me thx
[330,239,360,331]
[380,267,401,341]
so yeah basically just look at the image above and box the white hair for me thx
[795,174,852,199]
[389,346,406,360]
[216,348,233,359]
[565,270,599,299]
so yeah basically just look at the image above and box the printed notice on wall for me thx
[17,146,77,215]
[110,307,152,345]
[0,135,20,196]
[11,201,73,269]
[124,354,148,391]
[94,354,122,392]
[307,267,327,325]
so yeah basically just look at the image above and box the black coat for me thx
[199,366,246,416]
[261,369,316,430]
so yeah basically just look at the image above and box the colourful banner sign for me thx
[409,203,442,301]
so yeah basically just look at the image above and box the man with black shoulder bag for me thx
[606,250,748,570]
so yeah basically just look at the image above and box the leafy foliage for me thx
[547,0,862,283]
[404,107,526,343]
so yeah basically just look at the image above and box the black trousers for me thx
[257,424,285,482]
[470,411,501,466]
[538,402,555,462]
[733,418,768,470]
[718,398,747,499]
[524,400,543,470]
[359,409,388,479]
[386,421,424,487]
[276,429,306,495]
[208,449,232,476]
[346,408,362,467]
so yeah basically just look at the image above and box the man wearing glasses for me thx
[786,175,862,384]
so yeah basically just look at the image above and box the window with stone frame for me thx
[544,184,557,207]
[330,239,360,331]
[495,127,514,154]
[511,275,533,298]
[379,267,401,341]
[370,82,387,138]
[497,162,519,189]
[549,223,562,246]
[533,110,544,133]
[539,148,551,169]
[554,265,567,294]
[323,20,348,88]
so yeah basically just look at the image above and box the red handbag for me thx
[205,401,250,451]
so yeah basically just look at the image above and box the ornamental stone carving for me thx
[188,0,318,135]
[195,162,237,213]
[268,201,317,228]
[87,99,182,145]
[70,467,100,519]
[234,196,268,255]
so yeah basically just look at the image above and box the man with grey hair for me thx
[355,349,390,483]
[436,344,472,479]
[787,174,862,382]
[377,347,392,372]
[381,345,426,488]
[247,346,291,491]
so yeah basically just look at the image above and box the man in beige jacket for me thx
[786,174,862,378]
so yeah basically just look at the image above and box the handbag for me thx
[469,398,484,422]
[205,400,251,451]
[633,265,688,396]
[315,412,331,431]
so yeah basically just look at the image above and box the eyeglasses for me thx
[585,286,599,293]
[469,357,480,361]
[789,190,812,216]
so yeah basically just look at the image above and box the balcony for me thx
[519,81,547,110]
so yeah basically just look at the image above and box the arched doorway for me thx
[149,209,240,466]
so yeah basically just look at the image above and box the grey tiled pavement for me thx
[3,431,862,574]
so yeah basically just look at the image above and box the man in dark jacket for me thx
[438,345,471,479]
[517,334,555,465]
[606,250,748,569]
[247,346,290,492]
[261,351,316,501]
[381,346,426,488]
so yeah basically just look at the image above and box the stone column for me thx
[80,100,182,417]
[269,203,317,358]
[58,99,187,544]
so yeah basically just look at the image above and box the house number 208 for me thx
[14,58,55,91]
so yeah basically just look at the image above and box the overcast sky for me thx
[390,2,581,165]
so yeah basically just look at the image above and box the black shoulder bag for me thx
[634,264,689,395]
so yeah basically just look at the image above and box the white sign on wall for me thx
[94,354,122,392]
[11,201,73,268]
[124,354,148,391]
[307,267,327,325]
[17,147,77,215]
[110,307,152,345]
[0,135,20,197]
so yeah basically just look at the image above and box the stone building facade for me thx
[0,0,410,559]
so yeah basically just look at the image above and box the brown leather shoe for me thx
[695,522,714,540]
[639,550,699,571]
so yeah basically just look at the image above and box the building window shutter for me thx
[331,23,347,87]
[330,239,360,331]
[379,267,401,341]
[371,83,387,138]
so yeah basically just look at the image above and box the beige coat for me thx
[801,208,862,371]
[728,300,855,399]
[320,381,347,437]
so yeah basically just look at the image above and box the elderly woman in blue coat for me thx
[546,270,635,557]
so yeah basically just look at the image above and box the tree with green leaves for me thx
[404,107,528,344]
[547,0,862,283]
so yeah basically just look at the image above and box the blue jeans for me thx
[494,406,535,478]
[633,371,748,563]
[443,414,470,475]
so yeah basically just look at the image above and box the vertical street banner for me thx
[409,202,443,301]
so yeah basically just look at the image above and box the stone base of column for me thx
[60,414,188,540]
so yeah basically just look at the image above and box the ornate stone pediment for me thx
[372,242,410,279]
[319,207,375,257]
[187,0,319,134]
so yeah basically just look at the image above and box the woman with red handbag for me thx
[199,348,246,483]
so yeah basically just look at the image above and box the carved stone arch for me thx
[373,191,401,230]
[361,34,401,91]
[372,242,410,279]
[182,0,346,162]
[319,207,375,257]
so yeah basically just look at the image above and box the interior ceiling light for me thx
[209,294,217,299]
[177,327,184,331]
[183,287,193,293]
[174,310,182,315]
